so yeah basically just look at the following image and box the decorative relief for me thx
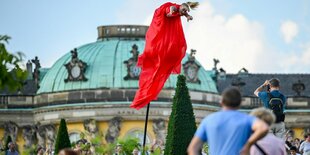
[183,49,201,84]
[22,125,36,149]
[152,118,166,146]
[231,77,246,89]
[105,117,123,143]
[64,48,88,82]
[83,119,98,138]
[292,80,305,96]
[124,44,141,80]
[3,121,19,143]
[36,124,56,150]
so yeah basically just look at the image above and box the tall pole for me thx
[143,103,150,154]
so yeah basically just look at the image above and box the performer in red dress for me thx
[131,2,199,110]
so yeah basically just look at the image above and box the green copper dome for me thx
[38,25,217,94]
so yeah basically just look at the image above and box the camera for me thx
[267,84,270,92]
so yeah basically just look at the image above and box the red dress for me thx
[130,2,187,110]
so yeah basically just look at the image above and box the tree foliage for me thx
[117,136,140,155]
[54,119,71,154]
[164,75,197,155]
[0,35,27,91]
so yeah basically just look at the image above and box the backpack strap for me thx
[254,143,267,155]
[267,92,273,100]
[267,92,273,108]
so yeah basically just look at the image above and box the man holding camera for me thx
[254,78,286,139]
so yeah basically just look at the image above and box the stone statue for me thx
[22,125,36,149]
[36,124,56,150]
[31,56,41,89]
[213,58,219,70]
[152,118,166,145]
[105,117,122,143]
[71,48,79,63]
[83,119,98,138]
[189,49,197,62]
[130,44,139,62]
[3,121,19,143]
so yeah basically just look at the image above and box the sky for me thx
[1,0,309,73]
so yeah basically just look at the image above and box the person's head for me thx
[58,149,78,155]
[37,146,45,155]
[221,87,242,109]
[306,133,310,142]
[132,147,139,155]
[290,146,298,155]
[8,142,15,150]
[250,108,275,126]
[269,78,280,89]
[116,144,123,153]
[180,2,199,15]
[294,138,300,143]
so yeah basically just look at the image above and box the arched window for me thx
[69,132,81,143]
[125,129,151,145]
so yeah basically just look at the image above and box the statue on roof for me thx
[131,44,139,62]
[189,49,197,62]
[31,56,41,89]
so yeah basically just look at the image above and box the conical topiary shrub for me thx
[54,118,71,154]
[164,75,197,155]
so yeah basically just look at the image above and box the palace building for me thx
[0,25,309,152]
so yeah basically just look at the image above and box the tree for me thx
[164,75,197,155]
[54,119,71,154]
[0,35,27,91]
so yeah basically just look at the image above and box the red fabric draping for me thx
[130,2,187,110]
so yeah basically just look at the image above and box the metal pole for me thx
[142,103,150,154]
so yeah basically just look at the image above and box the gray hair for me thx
[250,107,275,126]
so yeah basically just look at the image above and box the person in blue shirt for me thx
[188,87,269,155]
[254,78,286,139]
[6,142,18,155]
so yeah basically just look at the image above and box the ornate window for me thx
[69,132,81,143]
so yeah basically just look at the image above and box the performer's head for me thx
[220,87,242,109]
[180,2,199,15]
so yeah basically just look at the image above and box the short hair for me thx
[221,87,242,108]
[290,146,297,151]
[250,108,275,126]
[8,142,14,147]
[37,146,44,153]
[269,78,280,87]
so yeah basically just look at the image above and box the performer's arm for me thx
[183,12,193,21]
